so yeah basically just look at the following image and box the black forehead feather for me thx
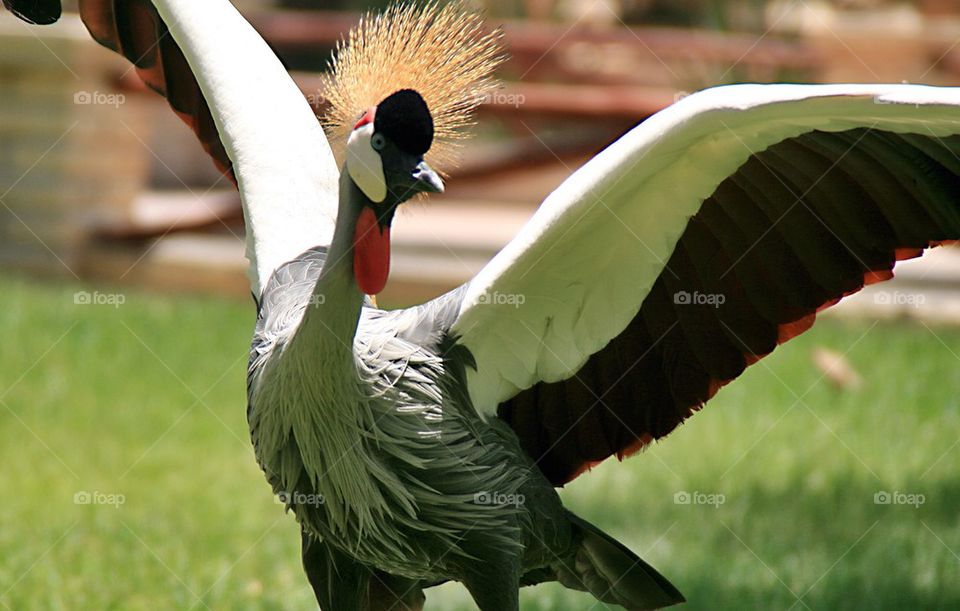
[374,89,434,156]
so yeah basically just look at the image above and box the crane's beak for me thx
[409,160,444,194]
[388,154,444,199]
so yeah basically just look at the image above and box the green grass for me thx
[0,273,958,610]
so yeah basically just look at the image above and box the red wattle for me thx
[353,207,391,295]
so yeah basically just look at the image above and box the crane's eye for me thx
[371,133,386,152]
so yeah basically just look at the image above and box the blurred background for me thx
[1,1,959,609]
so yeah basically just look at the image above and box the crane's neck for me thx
[292,170,368,358]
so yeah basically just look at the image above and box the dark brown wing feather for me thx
[78,0,236,183]
[499,128,960,486]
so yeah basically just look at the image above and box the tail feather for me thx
[556,512,685,610]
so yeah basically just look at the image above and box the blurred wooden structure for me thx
[766,1,960,84]
[0,14,148,276]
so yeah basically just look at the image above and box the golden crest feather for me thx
[322,1,504,169]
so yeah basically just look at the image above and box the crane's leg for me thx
[369,573,425,611]
[302,531,365,609]
[459,537,522,611]
[461,563,520,610]
[301,530,425,610]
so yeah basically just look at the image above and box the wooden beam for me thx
[245,10,820,74]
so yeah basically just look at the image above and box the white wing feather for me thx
[153,0,339,296]
[452,83,960,415]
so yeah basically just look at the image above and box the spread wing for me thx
[5,0,340,295]
[447,84,960,484]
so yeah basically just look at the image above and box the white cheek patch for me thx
[347,123,387,203]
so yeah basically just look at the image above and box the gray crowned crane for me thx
[8,0,960,609]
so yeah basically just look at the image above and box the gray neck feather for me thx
[291,170,366,360]
[256,170,405,537]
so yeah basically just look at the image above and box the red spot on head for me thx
[353,107,376,130]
